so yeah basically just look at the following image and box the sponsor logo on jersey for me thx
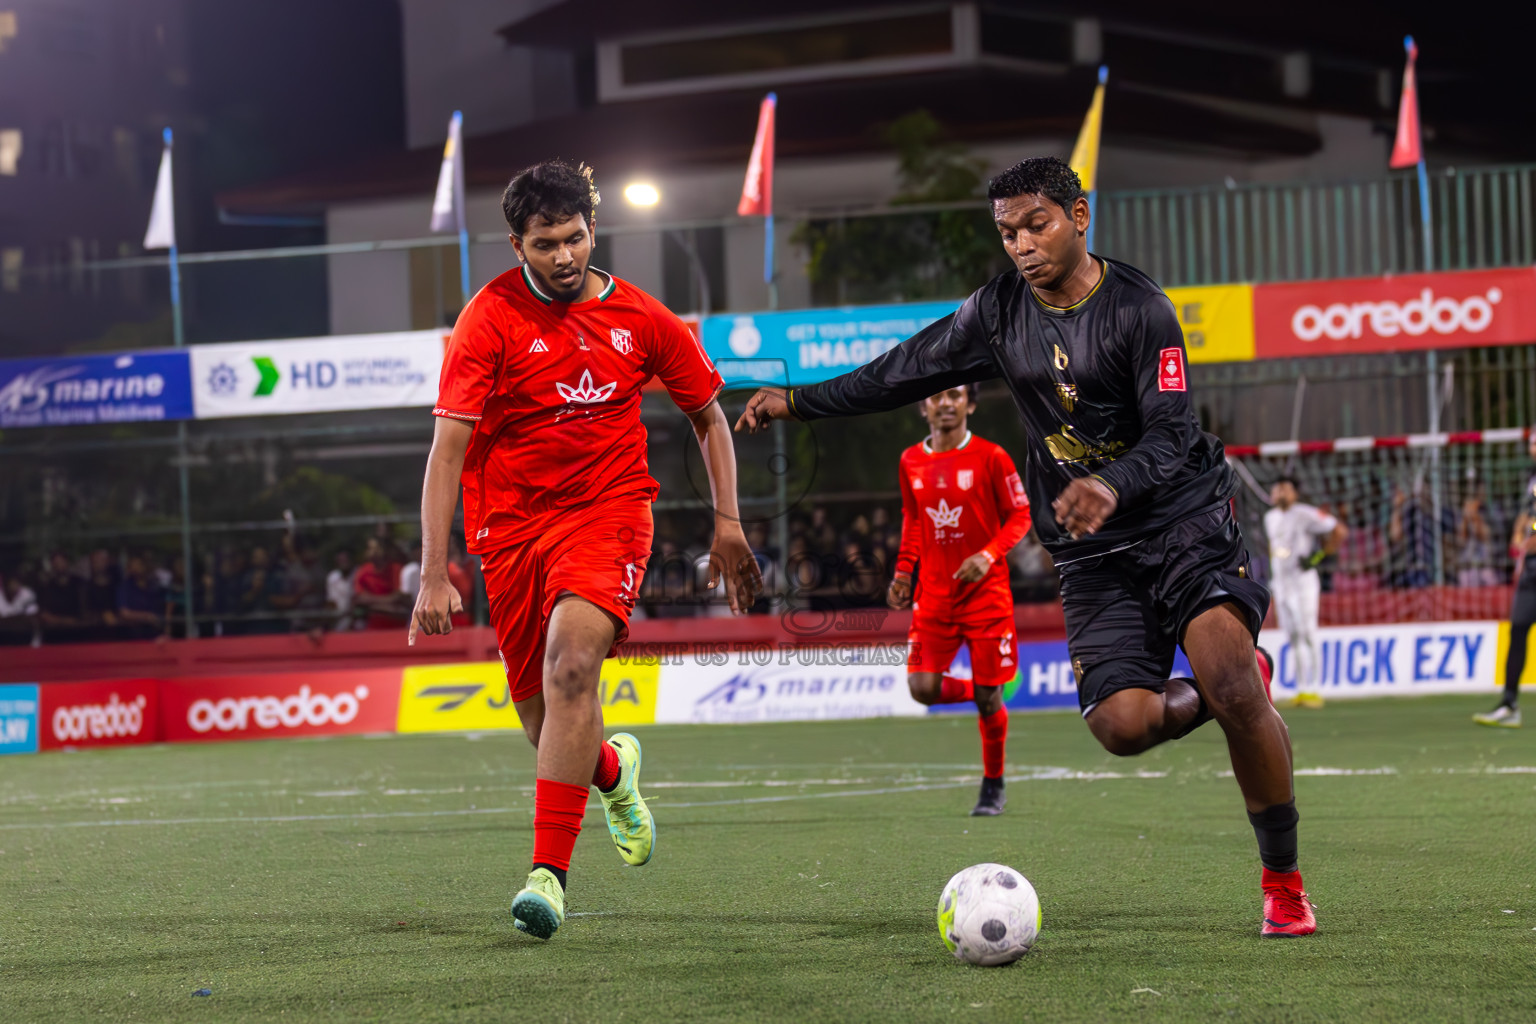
[957,469,973,490]
[925,498,964,530]
[1005,472,1028,508]
[555,369,617,404]
[610,328,634,355]
[529,337,549,353]
[1157,347,1187,392]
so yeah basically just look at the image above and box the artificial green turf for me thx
[2,695,1534,1023]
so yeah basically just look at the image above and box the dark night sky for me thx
[182,0,403,248]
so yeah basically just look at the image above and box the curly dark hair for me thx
[986,157,1085,213]
[501,159,602,237]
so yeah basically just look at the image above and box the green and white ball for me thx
[937,863,1041,966]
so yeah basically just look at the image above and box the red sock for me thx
[938,675,974,704]
[531,779,589,873]
[592,741,620,792]
[978,706,1008,778]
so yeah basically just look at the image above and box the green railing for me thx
[1095,164,1536,288]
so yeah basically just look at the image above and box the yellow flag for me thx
[1069,67,1108,193]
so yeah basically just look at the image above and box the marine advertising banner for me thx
[0,351,193,428]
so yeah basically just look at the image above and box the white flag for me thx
[143,128,176,250]
[429,111,464,233]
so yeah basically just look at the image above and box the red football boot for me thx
[1260,867,1317,937]
[1255,647,1275,703]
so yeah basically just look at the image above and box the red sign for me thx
[1254,267,1536,358]
[1157,347,1187,391]
[159,670,400,743]
[38,679,160,750]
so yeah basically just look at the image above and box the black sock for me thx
[1248,802,1299,873]
[533,863,568,890]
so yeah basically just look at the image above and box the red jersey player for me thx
[410,161,760,940]
[887,384,1031,816]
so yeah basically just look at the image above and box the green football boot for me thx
[598,733,655,867]
[511,867,565,939]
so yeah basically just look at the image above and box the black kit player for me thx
[1474,429,1536,728]
[736,157,1314,938]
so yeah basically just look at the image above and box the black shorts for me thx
[1058,505,1270,717]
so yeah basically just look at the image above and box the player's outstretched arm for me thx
[688,400,763,613]
[409,416,472,645]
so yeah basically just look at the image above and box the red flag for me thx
[738,93,776,217]
[1390,38,1422,169]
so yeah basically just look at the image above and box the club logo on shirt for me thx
[1158,347,1187,392]
[610,328,634,356]
[1055,382,1077,411]
[925,499,964,530]
[555,369,617,405]
[911,475,924,491]
[957,469,974,490]
[529,337,549,354]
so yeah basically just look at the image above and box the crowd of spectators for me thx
[0,525,481,646]
[637,503,1059,619]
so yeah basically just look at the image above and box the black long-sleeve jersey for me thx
[788,257,1236,562]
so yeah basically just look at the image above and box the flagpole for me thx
[1075,66,1107,253]
[158,127,197,638]
[1405,38,1433,273]
[452,111,471,304]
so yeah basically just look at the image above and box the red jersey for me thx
[434,265,723,554]
[895,432,1031,622]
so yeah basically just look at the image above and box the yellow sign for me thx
[1495,623,1536,688]
[1164,284,1254,364]
[396,659,660,734]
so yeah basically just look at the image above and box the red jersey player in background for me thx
[887,384,1031,816]
[410,161,760,940]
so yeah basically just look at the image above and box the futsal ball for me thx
[937,863,1041,966]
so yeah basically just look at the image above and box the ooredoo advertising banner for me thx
[189,330,446,419]
[38,679,160,750]
[159,670,400,742]
[1253,267,1536,358]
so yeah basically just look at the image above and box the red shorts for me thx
[481,500,653,703]
[907,613,1018,688]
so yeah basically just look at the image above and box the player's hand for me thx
[1053,477,1117,539]
[953,552,994,583]
[887,575,913,611]
[408,574,463,645]
[734,388,792,433]
[707,524,763,614]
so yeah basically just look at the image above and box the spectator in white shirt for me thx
[326,549,358,631]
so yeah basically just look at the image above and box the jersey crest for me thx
[610,328,634,355]
[957,469,973,490]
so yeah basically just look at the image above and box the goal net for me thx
[1226,428,1531,625]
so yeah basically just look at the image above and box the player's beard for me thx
[541,262,588,302]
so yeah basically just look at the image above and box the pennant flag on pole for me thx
[738,93,775,217]
[1071,67,1107,252]
[739,93,777,287]
[1069,66,1108,193]
[1390,38,1422,169]
[143,128,176,250]
[430,110,465,233]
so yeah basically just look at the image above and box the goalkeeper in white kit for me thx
[1264,477,1347,708]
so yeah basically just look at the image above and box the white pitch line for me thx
[0,767,1168,831]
